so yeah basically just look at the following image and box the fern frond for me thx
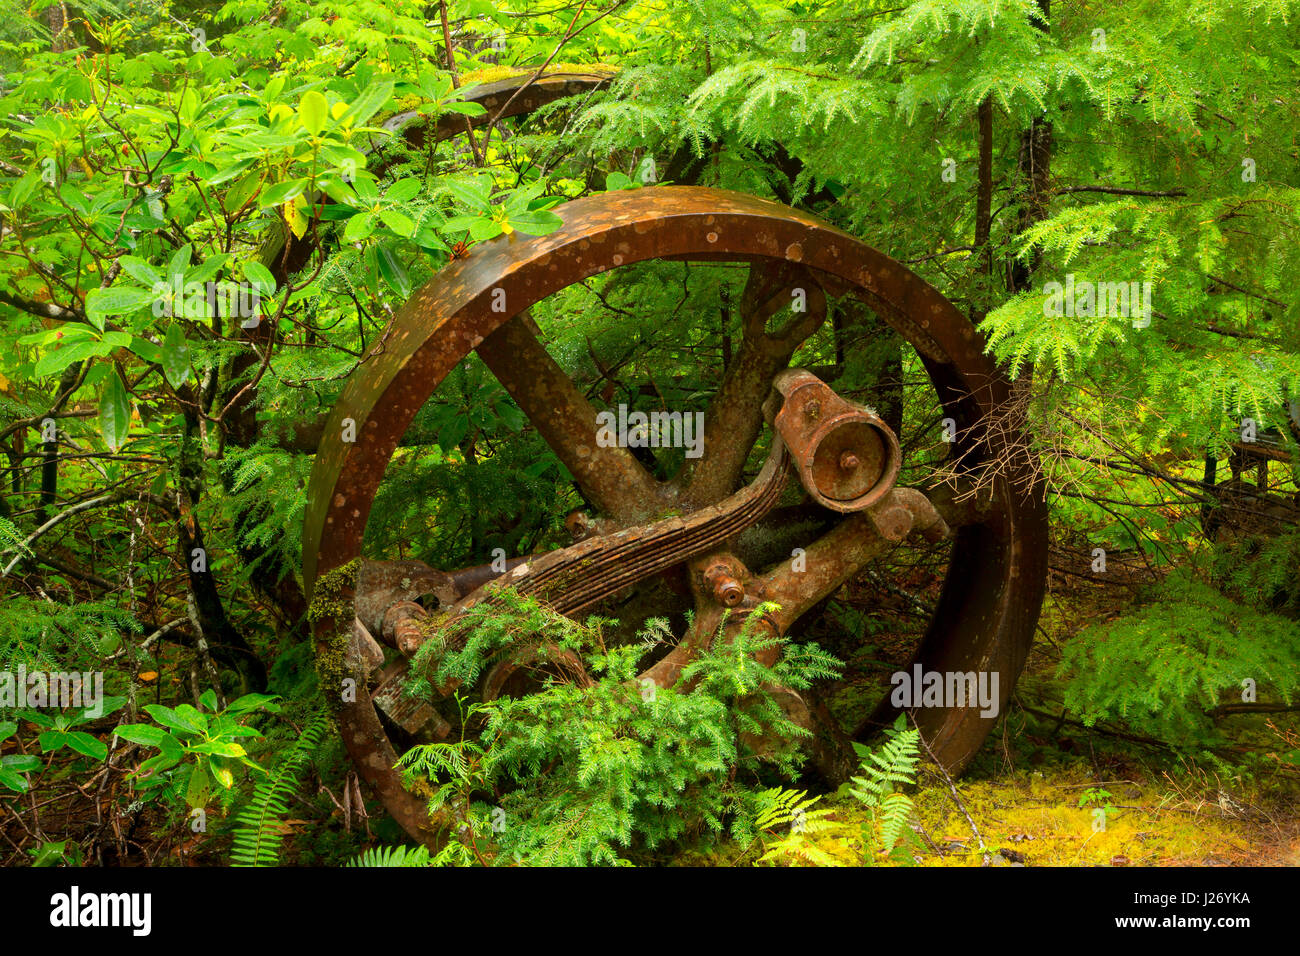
[346,844,432,867]
[849,721,921,864]
[753,787,842,866]
[230,710,329,866]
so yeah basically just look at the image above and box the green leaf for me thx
[28,841,69,866]
[209,757,235,789]
[135,757,178,784]
[64,731,108,761]
[0,766,29,792]
[114,723,170,748]
[161,324,191,389]
[91,696,128,721]
[3,755,41,773]
[191,740,247,758]
[100,369,131,451]
[437,414,470,452]
[377,245,411,298]
[352,175,380,203]
[58,182,88,215]
[468,218,503,241]
[446,174,493,211]
[158,732,184,758]
[508,209,564,236]
[225,693,279,715]
[242,261,276,294]
[186,763,211,806]
[319,177,358,206]
[168,245,193,282]
[180,87,199,123]
[129,335,162,364]
[318,144,368,175]
[175,704,209,732]
[118,256,162,287]
[34,339,111,378]
[19,327,87,346]
[385,179,421,202]
[440,101,488,117]
[345,77,396,126]
[379,209,414,237]
[344,212,376,241]
[440,215,481,233]
[85,286,156,330]
[186,253,228,287]
[206,160,254,187]
[223,171,263,214]
[299,90,329,136]
[261,178,310,207]
[7,169,41,210]
[143,704,205,735]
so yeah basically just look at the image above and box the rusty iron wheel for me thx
[302,186,1049,846]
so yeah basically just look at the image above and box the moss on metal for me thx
[309,558,361,711]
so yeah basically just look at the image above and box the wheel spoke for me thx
[677,262,827,508]
[756,487,948,633]
[476,312,667,523]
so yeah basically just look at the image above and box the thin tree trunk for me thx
[1009,1,1053,295]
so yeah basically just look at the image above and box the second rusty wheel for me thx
[303,185,1048,845]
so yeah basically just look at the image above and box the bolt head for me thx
[718,585,743,607]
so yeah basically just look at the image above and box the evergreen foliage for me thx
[1060,570,1300,745]
[346,844,432,867]
[400,589,841,866]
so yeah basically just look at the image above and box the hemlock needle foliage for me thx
[400,589,842,866]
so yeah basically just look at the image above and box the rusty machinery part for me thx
[764,367,902,512]
[481,643,593,704]
[395,439,790,672]
[379,396,916,682]
[379,71,614,153]
[302,185,1049,846]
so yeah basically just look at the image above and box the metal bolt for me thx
[839,451,859,471]
[714,577,744,607]
[704,564,745,607]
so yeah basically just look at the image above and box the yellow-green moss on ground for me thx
[909,766,1261,867]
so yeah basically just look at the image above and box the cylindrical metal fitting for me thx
[766,368,902,512]
[382,600,437,657]
[703,563,745,607]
